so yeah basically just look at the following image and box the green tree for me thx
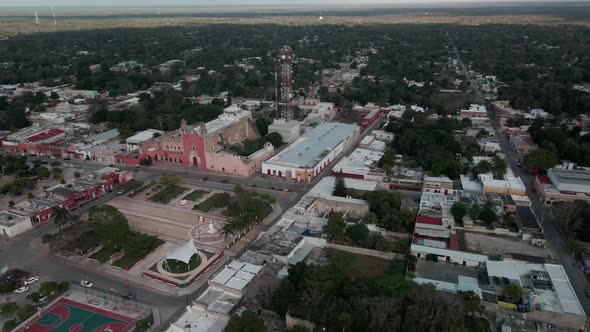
[475,160,492,174]
[460,291,484,315]
[524,149,559,171]
[333,171,347,197]
[2,320,18,332]
[491,156,508,179]
[52,206,70,226]
[451,202,467,223]
[479,206,498,225]
[265,132,283,147]
[15,304,34,322]
[255,117,272,136]
[345,223,369,243]
[90,205,130,250]
[0,302,18,318]
[227,310,266,332]
[34,166,50,178]
[160,174,180,186]
[324,212,346,240]
[504,284,522,303]
[74,171,81,178]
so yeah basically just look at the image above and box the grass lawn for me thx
[183,189,209,201]
[194,192,231,212]
[326,249,393,279]
[149,185,189,204]
[163,254,202,273]
[117,179,144,191]
[89,246,119,263]
[113,239,164,270]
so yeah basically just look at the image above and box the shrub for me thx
[0,302,18,318]
[0,281,18,294]
[2,320,17,332]
[16,304,35,322]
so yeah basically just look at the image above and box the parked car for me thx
[14,286,29,294]
[80,280,93,288]
[117,189,127,195]
[24,276,39,286]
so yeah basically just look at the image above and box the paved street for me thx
[449,32,590,313]
[491,114,590,314]
[0,115,382,330]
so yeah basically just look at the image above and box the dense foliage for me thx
[1,23,588,131]
[386,114,468,178]
[527,119,590,167]
[270,255,487,332]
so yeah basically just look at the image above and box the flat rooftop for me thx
[265,122,357,168]
[486,261,585,316]
[0,211,29,227]
[126,129,164,144]
[549,168,590,193]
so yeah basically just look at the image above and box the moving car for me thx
[80,280,93,288]
[14,286,29,294]
[24,276,39,286]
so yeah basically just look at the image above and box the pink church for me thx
[138,106,274,176]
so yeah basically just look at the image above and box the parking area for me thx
[415,260,480,283]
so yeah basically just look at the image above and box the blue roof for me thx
[268,122,357,168]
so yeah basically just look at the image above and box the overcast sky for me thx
[0,0,583,7]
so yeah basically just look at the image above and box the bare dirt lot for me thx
[464,232,549,258]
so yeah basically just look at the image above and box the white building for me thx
[332,148,384,181]
[126,129,164,150]
[460,104,488,121]
[371,130,394,142]
[268,119,300,143]
[262,122,359,182]
[0,211,32,238]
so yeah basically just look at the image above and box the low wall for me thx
[525,311,586,331]
[457,225,520,238]
[327,243,401,260]
[286,313,316,331]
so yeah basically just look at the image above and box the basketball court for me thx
[18,298,136,332]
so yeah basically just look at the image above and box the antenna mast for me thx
[51,6,57,25]
[279,46,294,121]
[34,11,40,25]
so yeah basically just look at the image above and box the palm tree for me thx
[52,206,70,226]
[221,223,235,244]
[491,156,508,179]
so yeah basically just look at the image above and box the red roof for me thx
[26,128,65,143]
[416,215,442,225]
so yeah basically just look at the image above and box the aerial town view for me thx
[1,0,590,331]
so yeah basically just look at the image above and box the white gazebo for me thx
[164,240,200,270]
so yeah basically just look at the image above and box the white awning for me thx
[166,240,199,264]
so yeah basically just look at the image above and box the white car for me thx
[80,280,93,288]
[14,286,29,294]
[24,276,39,286]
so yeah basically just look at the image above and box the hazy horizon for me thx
[1,0,589,8]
